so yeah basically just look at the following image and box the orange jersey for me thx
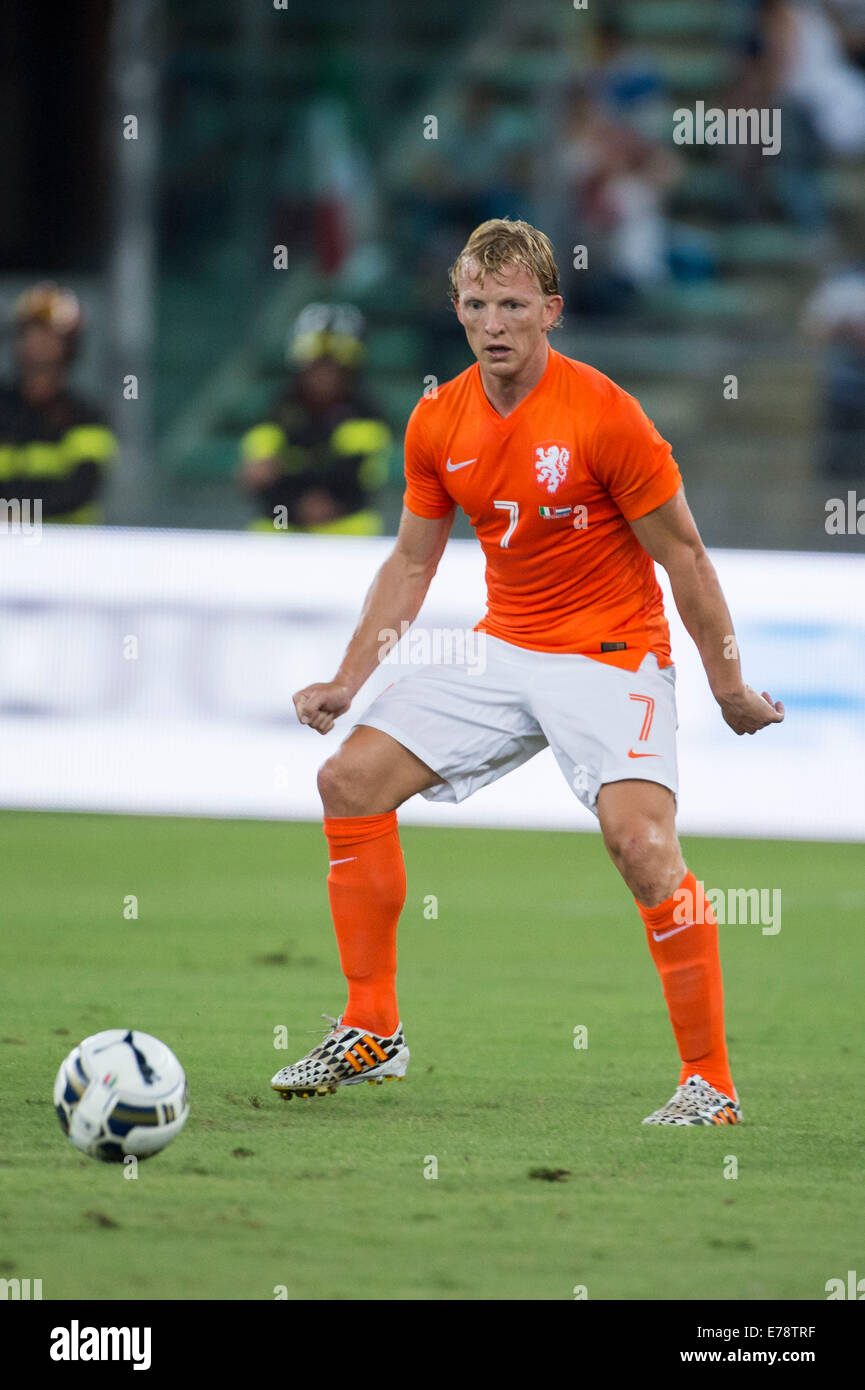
[402,347,682,670]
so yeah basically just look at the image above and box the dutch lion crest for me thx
[534,443,570,494]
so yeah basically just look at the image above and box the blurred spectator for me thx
[776,0,865,155]
[828,0,865,69]
[589,12,668,140]
[801,225,865,478]
[400,84,533,283]
[401,80,535,243]
[0,283,117,523]
[556,84,682,314]
[728,0,865,229]
[237,303,391,534]
[391,79,537,359]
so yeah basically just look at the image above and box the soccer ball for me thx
[54,1029,189,1163]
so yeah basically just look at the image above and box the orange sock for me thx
[323,811,405,1038]
[637,870,735,1098]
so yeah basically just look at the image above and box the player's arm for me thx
[628,486,784,735]
[293,504,454,734]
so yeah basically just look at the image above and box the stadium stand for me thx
[151,0,865,547]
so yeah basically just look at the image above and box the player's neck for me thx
[478,342,552,418]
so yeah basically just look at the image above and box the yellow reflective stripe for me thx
[44,503,103,525]
[330,418,390,458]
[293,330,364,368]
[331,419,391,491]
[241,423,286,461]
[306,509,382,535]
[0,430,115,480]
[357,449,390,491]
[60,424,117,467]
[21,443,65,478]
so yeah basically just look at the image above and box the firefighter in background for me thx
[0,283,117,523]
[237,303,391,534]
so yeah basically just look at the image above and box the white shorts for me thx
[356,634,678,816]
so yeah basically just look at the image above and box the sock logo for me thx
[328,856,358,867]
[652,921,695,942]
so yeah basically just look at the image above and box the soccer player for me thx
[273,218,784,1125]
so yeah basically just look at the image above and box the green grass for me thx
[0,810,862,1301]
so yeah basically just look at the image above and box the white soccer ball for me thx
[54,1029,189,1163]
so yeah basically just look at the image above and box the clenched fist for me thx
[718,686,785,736]
[293,681,351,736]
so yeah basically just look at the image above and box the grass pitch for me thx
[0,810,861,1301]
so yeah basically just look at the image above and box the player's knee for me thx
[609,817,684,906]
[606,819,672,884]
[317,753,367,817]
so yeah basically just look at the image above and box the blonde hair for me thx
[448,218,562,328]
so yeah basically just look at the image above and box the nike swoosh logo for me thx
[628,750,659,758]
[653,922,695,942]
[328,856,358,867]
[445,457,477,472]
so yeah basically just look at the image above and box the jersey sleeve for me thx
[402,402,453,519]
[590,389,682,520]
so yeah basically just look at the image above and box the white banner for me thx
[0,526,862,840]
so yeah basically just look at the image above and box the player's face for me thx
[454,262,562,381]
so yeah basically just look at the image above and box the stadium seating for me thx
[151,0,865,548]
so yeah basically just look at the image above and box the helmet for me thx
[13,282,84,356]
[288,302,365,368]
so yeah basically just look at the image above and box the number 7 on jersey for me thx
[494,499,519,549]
